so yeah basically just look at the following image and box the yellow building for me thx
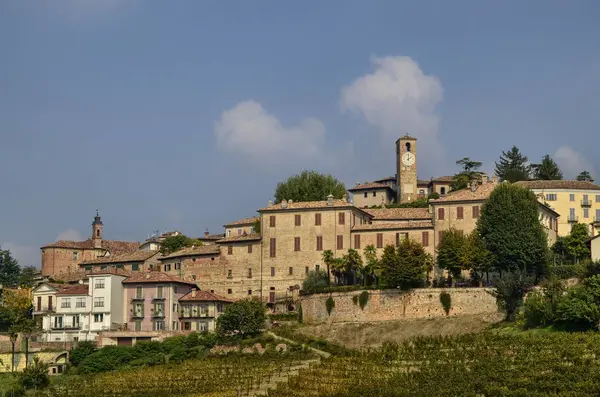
[515,180,600,237]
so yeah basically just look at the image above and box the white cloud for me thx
[214,100,326,166]
[554,146,596,180]
[1,242,40,268]
[340,56,445,172]
[56,229,85,242]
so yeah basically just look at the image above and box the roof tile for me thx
[364,208,431,220]
[56,284,89,296]
[430,182,498,203]
[348,182,393,192]
[352,221,433,231]
[216,233,262,243]
[179,290,233,302]
[122,272,197,285]
[224,217,259,227]
[79,250,159,266]
[259,199,356,212]
[42,239,139,254]
[515,180,600,191]
[159,245,220,260]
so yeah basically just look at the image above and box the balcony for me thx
[581,200,592,207]
[568,216,579,223]
[33,307,54,314]
[51,324,80,330]
[151,312,165,318]
[152,295,165,301]
[131,296,145,301]
[130,312,144,319]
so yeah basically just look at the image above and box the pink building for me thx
[122,273,197,332]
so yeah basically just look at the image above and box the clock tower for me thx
[396,135,418,203]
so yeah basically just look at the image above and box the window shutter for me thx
[269,216,276,227]
[270,238,276,258]
[294,237,301,251]
[422,231,429,247]
[354,234,361,249]
[438,208,445,220]
[227,246,233,255]
[457,207,463,219]
[295,214,301,226]
[376,233,383,248]
[315,214,321,226]
[472,206,479,218]
[316,236,323,251]
[337,235,343,249]
[248,244,252,254]
[339,213,345,225]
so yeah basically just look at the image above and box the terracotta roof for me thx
[86,268,132,277]
[348,182,393,192]
[430,182,498,203]
[259,199,359,212]
[515,180,600,191]
[432,176,454,183]
[374,176,396,183]
[56,284,89,296]
[41,239,139,253]
[352,221,433,231]
[79,250,159,266]
[364,208,431,220]
[198,234,225,241]
[179,290,233,302]
[224,216,259,227]
[49,272,89,283]
[216,233,262,243]
[122,272,197,286]
[417,179,430,185]
[33,282,71,293]
[159,245,220,260]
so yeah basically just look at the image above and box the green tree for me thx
[216,299,266,337]
[436,229,467,284]
[340,249,363,285]
[491,268,535,321]
[363,245,380,286]
[462,231,492,284]
[0,247,22,287]
[551,236,570,264]
[576,171,594,182]
[321,250,335,286]
[380,240,431,290]
[531,155,563,180]
[252,219,261,234]
[20,356,50,390]
[494,146,531,182]
[159,234,203,255]
[301,270,329,294]
[274,170,346,203]
[69,341,97,367]
[452,157,483,191]
[566,223,590,263]
[476,183,548,277]
[19,266,38,288]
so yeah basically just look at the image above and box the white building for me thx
[88,272,127,334]
[591,234,600,263]
[32,282,70,340]
[51,284,94,342]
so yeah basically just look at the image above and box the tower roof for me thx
[92,209,103,226]
[396,134,417,142]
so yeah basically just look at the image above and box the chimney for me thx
[327,194,334,206]
[204,231,209,237]
[191,289,197,298]
[288,199,293,205]
[268,199,273,207]
[281,199,288,209]
[356,182,361,186]
[481,174,488,184]
[342,193,348,203]
[470,182,477,192]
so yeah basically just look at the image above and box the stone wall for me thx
[299,288,498,324]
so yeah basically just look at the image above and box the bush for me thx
[69,340,97,367]
[491,269,535,321]
[523,291,554,328]
[19,357,49,390]
[302,270,330,294]
[439,291,451,315]
[325,297,335,316]
[268,312,298,322]
[548,264,580,280]
[217,298,267,337]
[298,304,303,323]
[555,275,600,330]
[358,291,369,310]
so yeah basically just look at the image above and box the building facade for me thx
[49,284,94,342]
[178,290,232,332]
[348,183,395,208]
[79,251,161,273]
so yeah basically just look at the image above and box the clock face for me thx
[402,152,415,166]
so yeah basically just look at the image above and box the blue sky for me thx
[1,0,599,267]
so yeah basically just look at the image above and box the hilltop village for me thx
[29,136,600,345]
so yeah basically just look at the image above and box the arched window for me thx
[96,229,100,237]
[440,187,446,195]
[405,142,411,152]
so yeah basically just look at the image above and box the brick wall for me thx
[299,288,498,324]
[42,247,103,276]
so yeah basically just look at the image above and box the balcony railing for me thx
[582,200,592,207]
[130,313,144,320]
[179,312,213,319]
[131,296,145,301]
[568,216,579,223]
[151,312,165,318]
[152,295,165,301]
[75,303,86,308]
[51,324,80,330]
[34,306,54,313]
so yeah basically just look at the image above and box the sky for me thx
[1,0,599,267]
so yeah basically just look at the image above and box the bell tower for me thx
[92,210,103,249]
[396,135,418,203]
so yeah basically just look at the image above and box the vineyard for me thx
[29,332,600,397]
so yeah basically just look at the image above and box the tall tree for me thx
[462,231,492,284]
[274,170,346,203]
[452,157,483,191]
[577,171,595,182]
[19,266,38,288]
[380,240,431,290]
[0,248,21,288]
[321,250,335,285]
[532,155,563,180]
[494,146,531,182]
[566,223,590,263]
[436,229,468,284]
[159,235,203,255]
[363,245,380,286]
[476,183,548,277]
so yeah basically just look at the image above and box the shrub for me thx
[217,298,267,337]
[358,291,370,310]
[302,270,330,294]
[439,291,451,315]
[523,291,554,328]
[69,340,97,367]
[352,295,359,305]
[548,264,580,280]
[326,297,335,316]
[19,357,49,390]
[491,269,535,321]
[268,312,298,322]
[298,304,303,323]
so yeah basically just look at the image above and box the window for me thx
[199,322,208,332]
[227,246,233,255]
[440,187,446,195]
[227,269,232,279]
[305,266,309,275]
[136,286,143,299]
[315,264,320,272]
[289,267,293,276]
[596,209,600,221]
[237,229,242,236]
[95,278,105,289]
[37,297,41,311]
[248,244,253,254]
[156,286,164,298]
[396,233,400,247]
[72,252,78,261]
[596,195,600,203]
[338,213,345,225]
[153,321,165,331]
[133,302,144,316]
[354,234,361,249]
[270,238,276,257]
[173,303,177,313]
[294,237,301,251]
[295,214,301,226]
[570,208,576,220]
[269,215,276,227]
[271,267,276,277]
[61,298,71,308]
[405,142,411,152]
[457,206,464,220]
[438,231,444,244]
[174,263,180,270]
[164,264,171,272]
[570,194,575,201]
[54,317,63,329]
[94,313,104,323]
[583,194,589,204]
[48,296,53,311]
[227,289,232,295]
[376,233,383,248]
[132,264,139,271]
[546,193,557,201]
[217,303,223,313]
[172,321,179,331]
[419,189,425,195]
[248,289,252,295]
[364,192,368,198]
[422,232,429,247]
[94,297,104,308]
[472,206,480,219]
[248,268,252,278]
[316,236,323,251]
[226,229,231,237]
[336,235,343,250]
[373,191,376,197]
[315,213,322,226]
[438,208,445,220]
[584,208,589,218]
[76,298,86,308]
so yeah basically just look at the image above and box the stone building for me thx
[40,212,139,276]
[79,250,161,273]
[224,217,259,237]
[178,289,232,332]
[348,182,396,208]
